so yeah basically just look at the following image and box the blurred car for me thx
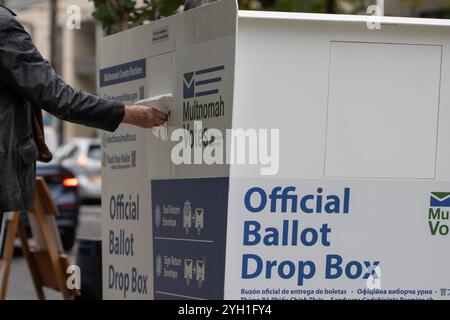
[33,162,80,251]
[55,138,102,205]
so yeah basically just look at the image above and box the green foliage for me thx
[89,0,185,35]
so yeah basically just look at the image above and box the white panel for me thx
[231,19,332,178]
[146,53,176,179]
[224,178,450,300]
[148,53,175,98]
[325,42,441,179]
[102,178,153,300]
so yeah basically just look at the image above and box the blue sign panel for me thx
[99,59,146,87]
[151,178,229,300]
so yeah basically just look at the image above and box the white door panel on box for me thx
[325,42,441,179]
[231,19,331,178]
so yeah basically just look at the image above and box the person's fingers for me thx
[150,115,165,127]
[153,118,164,126]
[123,105,167,128]
[151,108,168,120]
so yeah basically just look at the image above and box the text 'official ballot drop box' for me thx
[99,0,450,300]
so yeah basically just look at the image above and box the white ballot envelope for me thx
[135,94,173,115]
[135,94,173,141]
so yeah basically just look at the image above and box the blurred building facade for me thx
[1,0,450,145]
[3,0,99,143]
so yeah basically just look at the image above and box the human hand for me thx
[122,105,168,128]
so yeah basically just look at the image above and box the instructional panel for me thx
[151,178,229,300]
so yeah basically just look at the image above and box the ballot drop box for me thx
[99,0,450,300]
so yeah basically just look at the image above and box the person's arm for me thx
[0,10,166,131]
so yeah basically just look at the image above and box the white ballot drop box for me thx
[98,0,450,300]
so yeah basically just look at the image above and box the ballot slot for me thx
[141,52,175,143]
[143,52,176,180]
[135,93,173,142]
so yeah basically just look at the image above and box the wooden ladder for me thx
[0,177,79,300]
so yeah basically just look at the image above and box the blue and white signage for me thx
[224,179,450,300]
[152,178,229,300]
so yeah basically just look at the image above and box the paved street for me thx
[6,205,102,300]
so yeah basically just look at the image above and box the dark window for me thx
[88,145,102,160]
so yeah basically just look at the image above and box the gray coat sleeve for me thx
[0,10,125,132]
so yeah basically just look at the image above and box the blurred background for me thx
[1,0,450,299]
